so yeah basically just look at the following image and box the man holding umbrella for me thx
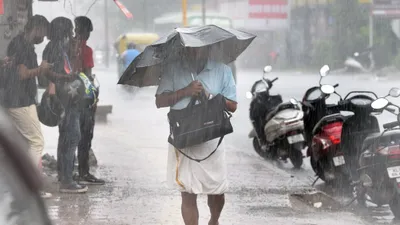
[156,46,237,225]
[118,25,255,225]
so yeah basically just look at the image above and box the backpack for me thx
[78,72,98,107]
[63,50,98,108]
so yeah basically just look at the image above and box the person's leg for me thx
[77,107,104,184]
[78,108,90,176]
[8,105,51,198]
[181,192,199,225]
[207,194,225,225]
[7,105,44,166]
[58,108,87,193]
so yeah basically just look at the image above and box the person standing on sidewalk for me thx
[155,48,237,225]
[43,17,87,193]
[72,16,104,185]
[3,15,52,199]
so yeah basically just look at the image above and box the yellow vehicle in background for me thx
[114,33,160,77]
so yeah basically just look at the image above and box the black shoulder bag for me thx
[167,93,233,162]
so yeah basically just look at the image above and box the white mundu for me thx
[166,139,228,195]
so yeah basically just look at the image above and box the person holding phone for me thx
[43,17,88,194]
[3,15,52,198]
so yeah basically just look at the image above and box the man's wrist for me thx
[181,87,190,97]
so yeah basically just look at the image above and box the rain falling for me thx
[0,0,400,224]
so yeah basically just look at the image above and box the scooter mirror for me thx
[371,98,389,110]
[389,87,400,98]
[320,84,335,94]
[354,52,360,57]
[319,65,330,77]
[263,65,272,74]
[246,92,253,99]
[290,98,298,105]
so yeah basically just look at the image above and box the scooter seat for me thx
[363,130,400,150]
[265,102,299,123]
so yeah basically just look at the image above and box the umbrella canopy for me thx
[118,25,256,87]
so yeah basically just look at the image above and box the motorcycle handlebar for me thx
[271,77,278,83]
[302,101,314,109]
[383,121,399,129]
[386,107,396,113]
[334,84,339,88]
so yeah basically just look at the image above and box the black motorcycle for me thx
[352,88,400,218]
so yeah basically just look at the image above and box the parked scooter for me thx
[350,89,400,218]
[248,66,305,168]
[302,65,350,186]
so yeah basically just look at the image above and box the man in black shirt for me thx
[4,15,52,198]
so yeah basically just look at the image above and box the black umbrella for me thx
[118,25,256,87]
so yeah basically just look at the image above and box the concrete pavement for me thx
[41,68,400,225]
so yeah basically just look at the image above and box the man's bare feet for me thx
[208,222,219,225]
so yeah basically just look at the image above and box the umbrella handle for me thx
[188,91,208,109]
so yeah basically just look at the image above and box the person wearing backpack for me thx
[72,16,103,185]
[43,17,88,193]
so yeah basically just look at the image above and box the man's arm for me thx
[220,65,237,113]
[155,89,188,108]
[83,68,92,79]
[17,62,50,80]
[83,46,94,79]
[226,100,237,113]
[48,82,56,95]
[155,81,203,108]
[45,70,76,82]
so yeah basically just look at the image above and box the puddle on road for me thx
[303,185,400,224]
[289,190,344,211]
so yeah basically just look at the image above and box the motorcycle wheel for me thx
[252,137,268,159]
[390,194,400,218]
[289,147,303,169]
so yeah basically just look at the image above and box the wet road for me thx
[41,67,400,225]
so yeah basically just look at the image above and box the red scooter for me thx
[302,65,350,186]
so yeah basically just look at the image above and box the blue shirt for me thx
[122,49,140,68]
[156,60,237,110]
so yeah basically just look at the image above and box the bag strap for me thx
[175,136,225,163]
[59,43,73,75]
